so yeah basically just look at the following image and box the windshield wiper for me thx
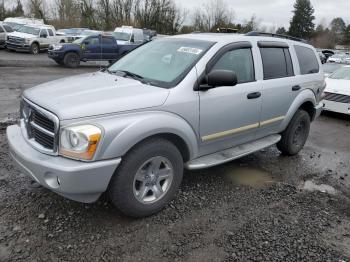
[113,70,150,85]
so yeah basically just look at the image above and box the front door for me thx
[199,43,262,154]
[82,36,101,60]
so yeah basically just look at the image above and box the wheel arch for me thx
[95,112,199,162]
[279,89,317,131]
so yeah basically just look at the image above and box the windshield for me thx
[329,67,350,80]
[4,22,22,31]
[323,63,343,74]
[112,32,131,41]
[81,30,98,36]
[17,26,40,36]
[73,37,86,44]
[109,38,214,88]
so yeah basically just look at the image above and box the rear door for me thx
[101,36,118,60]
[47,29,55,45]
[256,41,299,138]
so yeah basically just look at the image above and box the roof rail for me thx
[245,31,307,43]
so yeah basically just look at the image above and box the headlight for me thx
[52,44,63,51]
[24,38,30,44]
[59,125,102,161]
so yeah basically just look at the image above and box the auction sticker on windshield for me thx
[177,47,203,55]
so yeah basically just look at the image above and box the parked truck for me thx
[48,34,143,67]
[6,24,68,54]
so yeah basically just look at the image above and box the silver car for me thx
[7,33,325,217]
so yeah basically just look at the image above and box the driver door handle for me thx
[247,92,262,99]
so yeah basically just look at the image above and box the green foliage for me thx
[289,0,315,39]
[276,27,287,35]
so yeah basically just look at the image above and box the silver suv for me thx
[7,33,325,217]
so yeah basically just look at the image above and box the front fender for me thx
[94,111,199,161]
[279,89,316,131]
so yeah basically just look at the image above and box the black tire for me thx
[54,59,64,65]
[277,110,311,156]
[63,52,80,68]
[108,138,184,218]
[30,43,39,55]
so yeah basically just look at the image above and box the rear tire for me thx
[63,52,80,68]
[277,110,310,156]
[30,43,39,55]
[108,138,184,218]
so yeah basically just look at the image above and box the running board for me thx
[186,134,281,170]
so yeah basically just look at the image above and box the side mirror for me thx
[197,70,238,91]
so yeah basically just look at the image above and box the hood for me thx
[23,71,170,120]
[8,31,37,39]
[325,78,350,95]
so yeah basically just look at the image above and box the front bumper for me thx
[48,50,65,60]
[6,42,31,52]
[7,125,121,203]
[323,100,350,115]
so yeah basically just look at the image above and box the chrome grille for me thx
[324,92,350,104]
[7,36,24,44]
[20,98,59,155]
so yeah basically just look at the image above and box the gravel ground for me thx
[1,112,350,261]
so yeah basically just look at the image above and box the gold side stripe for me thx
[202,123,259,142]
[201,116,285,142]
[260,116,285,127]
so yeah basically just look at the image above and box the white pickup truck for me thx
[6,24,68,54]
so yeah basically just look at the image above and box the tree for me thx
[54,0,80,28]
[276,27,287,35]
[289,0,315,39]
[28,0,46,20]
[330,17,346,44]
[343,25,350,46]
[240,15,260,33]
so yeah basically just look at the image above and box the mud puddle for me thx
[223,166,278,188]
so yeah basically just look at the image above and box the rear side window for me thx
[212,48,255,83]
[260,48,294,80]
[102,37,114,44]
[48,29,54,36]
[294,45,319,75]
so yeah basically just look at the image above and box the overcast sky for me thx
[177,0,350,29]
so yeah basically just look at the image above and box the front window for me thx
[112,32,131,41]
[211,48,255,83]
[18,26,40,36]
[329,67,350,80]
[108,38,214,88]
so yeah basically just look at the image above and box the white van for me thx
[4,17,44,31]
[113,26,144,45]
[0,21,14,48]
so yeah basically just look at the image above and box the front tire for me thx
[30,43,39,55]
[108,138,184,217]
[63,52,80,68]
[277,110,310,156]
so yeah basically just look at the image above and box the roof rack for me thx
[245,31,307,43]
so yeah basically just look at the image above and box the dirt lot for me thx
[1,59,350,261]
